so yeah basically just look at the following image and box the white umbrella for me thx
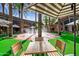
[30,26,35,29]
[0,19,12,25]
[0,23,9,27]
[13,24,20,28]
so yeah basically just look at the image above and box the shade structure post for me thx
[73,3,76,56]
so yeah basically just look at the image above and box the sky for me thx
[0,3,35,21]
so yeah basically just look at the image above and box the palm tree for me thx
[38,13,42,39]
[8,3,13,37]
[14,3,24,33]
[44,16,48,27]
[43,15,49,32]
[35,11,37,28]
[33,11,37,33]
[58,19,61,35]
[14,3,21,18]
[0,3,5,34]
[20,3,24,33]
[1,3,5,16]
[48,17,51,32]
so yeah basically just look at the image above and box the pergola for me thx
[25,3,78,56]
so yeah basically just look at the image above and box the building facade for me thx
[0,13,34,35]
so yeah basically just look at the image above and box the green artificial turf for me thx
[48,32,79,56]
[0,38,31,56]
[0,39,20,56]
[0,34,9,41]
[22,40,31,51]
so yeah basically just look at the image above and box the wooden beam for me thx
[41,4,59,14]
[30,7,57,18]
[25,3,37,9]
[50,3,61,11]
[35,5,58,16]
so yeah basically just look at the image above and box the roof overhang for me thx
[66,20,79,25]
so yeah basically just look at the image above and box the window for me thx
[64,20,69,24]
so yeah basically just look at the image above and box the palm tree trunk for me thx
[8,3,13,37]
[58,19,61,35]
[35,11,37,27]
[45,16,48,32]
[35,13,43,41]
[38,13,43,51]
[1,3,5,16]
[35,11,37,33]
[18,8,21,33]
[20,4,24,33]
[19,9,21,18]
[48,17,50,32]
[62,22,65,31]
[38,13,42,37]
[0,3,5,34]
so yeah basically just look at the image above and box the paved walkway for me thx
[15,33,34,40]
[31,31,58,41]
[15,29,58,41]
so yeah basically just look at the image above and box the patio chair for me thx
[47,40,66,56]
[11,42,23,56]
[11,42,32,56]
